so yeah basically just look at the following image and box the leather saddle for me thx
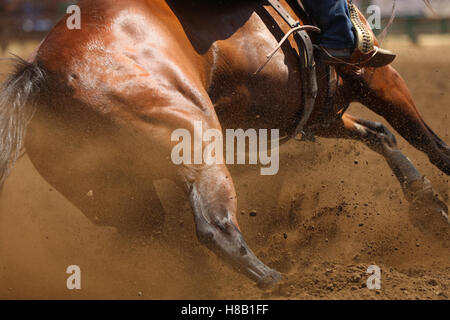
[263,0,393,140]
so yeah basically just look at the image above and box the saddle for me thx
[262,0,387,140]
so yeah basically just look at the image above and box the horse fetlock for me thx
[364,129,396,154]
[212,218,234,235]
[195,216,281,286]
[372,122,397,143]
[256,268,283,290]
[196,225,215,246]
[196,220,233,247]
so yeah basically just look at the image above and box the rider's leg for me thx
[302,0,395,67]
[302,0,355,49]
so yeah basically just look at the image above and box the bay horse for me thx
[0,0,448,289]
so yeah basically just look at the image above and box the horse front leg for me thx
[315,113,449,229]
[347,65,450,175]
[177,163,281,288]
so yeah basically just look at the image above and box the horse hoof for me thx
[407,178,448,224]
[256,269,282,290]
[411,193,449,223]
[409,192,449,242]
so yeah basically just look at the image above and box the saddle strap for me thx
[266,0,314,61]
[265,0,318,138]
[267,0,300,28]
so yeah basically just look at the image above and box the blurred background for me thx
[0,0,449,50]
[0,0,73,51]
[355,0,450,43]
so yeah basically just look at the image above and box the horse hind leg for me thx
[315,114,449,231]
[177,163,281,288]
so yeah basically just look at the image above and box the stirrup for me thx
[320,46,396,68]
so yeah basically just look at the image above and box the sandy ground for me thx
[0,35,448,300]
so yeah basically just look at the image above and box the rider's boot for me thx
[320,46,396,68]
[302,0,396,68]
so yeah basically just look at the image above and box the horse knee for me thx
[365,121,397,148]
[376,122,396,142]
[363,125,397,153]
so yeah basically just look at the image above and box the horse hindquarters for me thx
[177,161,281,288]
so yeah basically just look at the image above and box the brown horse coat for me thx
[0,0,448,287]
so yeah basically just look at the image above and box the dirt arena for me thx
[0,35,448,300]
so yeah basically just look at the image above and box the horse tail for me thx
[0,58,47,185]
